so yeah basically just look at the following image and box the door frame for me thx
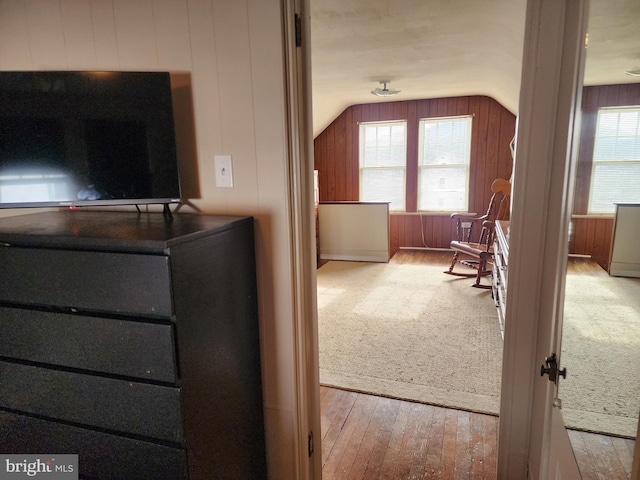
[290,0,638,479]
[283,0,322,478]
[497,0,589,478]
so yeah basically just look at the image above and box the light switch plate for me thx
[214,155,233,188]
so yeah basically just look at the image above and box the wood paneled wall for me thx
[570,83,640,270]
[314,86,639,266]
[569,216,615,270]
[313,96,516,256]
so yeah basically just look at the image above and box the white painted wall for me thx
[0,1,302,477]
[318,203,389,262]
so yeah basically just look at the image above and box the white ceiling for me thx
[310,0,640,137]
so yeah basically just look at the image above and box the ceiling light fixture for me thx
[371,81,400,97]
[624,69,640,77]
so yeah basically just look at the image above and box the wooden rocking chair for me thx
[444,178,511,288]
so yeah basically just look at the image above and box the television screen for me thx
[0,71,181,208]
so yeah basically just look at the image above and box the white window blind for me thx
[418,116,472,212]
[359,121,406,211]
[588,106,640,214]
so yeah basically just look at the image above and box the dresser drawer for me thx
[0,411,188,480]
[0,362,183,443]
[0,247,173,317]
[0,307,177,383]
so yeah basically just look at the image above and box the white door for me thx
[497,0,589,479]
[528,1,590,477]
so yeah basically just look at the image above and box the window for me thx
[588,106,640,214]
[417,116,472,212]
[359,121,406,211]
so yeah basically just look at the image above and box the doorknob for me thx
[540,353,567,383]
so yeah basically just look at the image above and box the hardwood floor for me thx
[319,250,637,479]
[568,429,636,480]
[320,386,498,480]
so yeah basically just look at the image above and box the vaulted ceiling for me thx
[310,0,640,137]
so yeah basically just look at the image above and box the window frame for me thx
[358,120,407,212]
[587,105,640,215]
[417,115,473,213]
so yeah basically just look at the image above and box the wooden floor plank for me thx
[454,410,472,479]
[320,387,341,439]
[406,404,436,479]
[342,395,386,480]
[611,436,635,478]
[320,386,340,437]
[583,435,615,480]
[470,412,486,479]
[440,409,459,480]
[423,406,447,479]
[358,397,401,480]
[592,434,630,479]
[391,402,433,479]
[481,413,498,480]
[568,430,598,480]
[377,400,413,478]
[324,393,378,479]
[322,389,359,466]
[569,429,638,479]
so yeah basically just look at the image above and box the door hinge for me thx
[308,431,314,457]
[295,14,302,47]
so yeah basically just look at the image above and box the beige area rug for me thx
[317,260,503,416]
[317,259,640,438]
[561,272,640,438]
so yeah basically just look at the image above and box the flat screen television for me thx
[0,71,182,209]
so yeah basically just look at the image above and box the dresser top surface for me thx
[0,211,252,252]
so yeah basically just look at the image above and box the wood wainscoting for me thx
[569,216,614,271]
[389,213,456,256]
[389,214,614,268]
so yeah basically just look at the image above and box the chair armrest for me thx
[450,212,486,222]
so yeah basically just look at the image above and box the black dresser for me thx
[0,211,266,480]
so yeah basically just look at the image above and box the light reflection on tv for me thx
[0,168,73,203]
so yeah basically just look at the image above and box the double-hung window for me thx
[417,116,472,212]
[359,121,407,211]
[588,106,640,214]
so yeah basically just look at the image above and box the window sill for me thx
[572,214,615,219]
[390,211,476,216]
